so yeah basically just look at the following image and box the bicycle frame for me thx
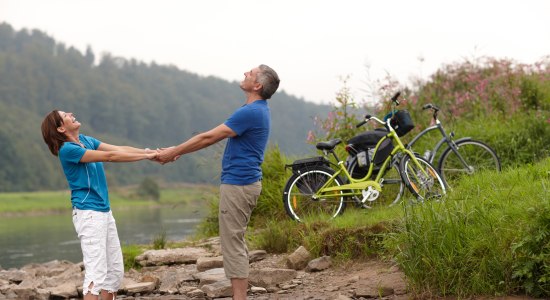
[311,119,427,201]
[406,115,472,170]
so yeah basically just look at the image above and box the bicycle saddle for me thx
[316,139,342,151]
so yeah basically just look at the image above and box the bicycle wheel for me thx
[282,166,346,221]
[438,139,501,186]
[399,155,446,201]
[348,159,404,207]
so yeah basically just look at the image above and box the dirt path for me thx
[247,254,409,299]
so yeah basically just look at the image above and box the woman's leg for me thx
[102,210,124,297]
[73,209,109,298]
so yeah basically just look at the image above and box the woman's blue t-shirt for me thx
[58,134,110,212]
[222,100,270,185]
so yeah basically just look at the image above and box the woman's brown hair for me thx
[41,110,67,156]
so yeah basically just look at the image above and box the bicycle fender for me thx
[454,137,473,143]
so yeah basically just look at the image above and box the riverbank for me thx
[2,237,544,300]
[0,183,217,217]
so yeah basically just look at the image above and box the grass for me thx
[0,183,217,215]
[245,157,550,298]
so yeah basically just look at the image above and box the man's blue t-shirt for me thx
[222,100,270,185]
[58,134,110,212]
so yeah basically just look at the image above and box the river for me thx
[0,205,206,269]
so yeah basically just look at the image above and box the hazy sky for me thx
[1,0,549,104]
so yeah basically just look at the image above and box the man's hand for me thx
[156,146,180,164]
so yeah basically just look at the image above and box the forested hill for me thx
[0,22,332,192]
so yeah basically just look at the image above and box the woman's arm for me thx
[80,149,157,163]
[97,142,155,153]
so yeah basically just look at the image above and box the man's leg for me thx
[219,182,261,299]
[231,278,248,300]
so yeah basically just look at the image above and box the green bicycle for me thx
[282,94,447,221]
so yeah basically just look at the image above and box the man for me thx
[157,64,280,299]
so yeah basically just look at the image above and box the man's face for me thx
[240,67,261,92]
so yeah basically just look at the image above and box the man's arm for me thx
[157,124,236,163]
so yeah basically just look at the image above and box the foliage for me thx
[511,203,550,297]
[137,177,160,201]
[307,77,365,144]
[0,22,331,192]
[121,244,145,271]
[387,158,550,298]
[196,146,289,237]
[251,145,289,225]
[152,229,167,249]
[408,56,550,120]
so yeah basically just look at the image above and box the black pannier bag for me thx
[286,156,331,194]
[287,156,329,173]
[389,110,415,137]
[347,128,394,167]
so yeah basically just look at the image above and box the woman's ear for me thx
[57,126,65,134]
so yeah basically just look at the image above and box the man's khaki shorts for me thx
[219,181,262,279]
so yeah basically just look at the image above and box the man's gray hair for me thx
[257,64,280,99]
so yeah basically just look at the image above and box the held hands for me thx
[144,148,161,161]
[154,146,181,165]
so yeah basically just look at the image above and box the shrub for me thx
[137,177,160,201]
[390,158,550,297]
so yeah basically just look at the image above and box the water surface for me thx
[0,205,205,269]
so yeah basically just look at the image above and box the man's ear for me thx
[253,82,263,93]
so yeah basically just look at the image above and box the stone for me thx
[47,282,78,299]
[248,250,267,262]
[306,255,332,272]
[286,246,311,270]
[125,282,157,294]
[201,279,232,298]
[196,256,224,272]
[249,268,297,288]
[135,247,211,266]
[250,286,267,294]
[193,267,226,287]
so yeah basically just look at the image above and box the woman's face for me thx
[57,111,81,132]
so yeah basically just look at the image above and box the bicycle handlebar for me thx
[356,115,386,128]
[356,92,401,128]
[422,103,440,111]
[391,92,401,105]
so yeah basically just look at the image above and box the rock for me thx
[0,269,27,284]
[249,268,297,288]
[196,256,224,272]
[354,286,394,298]
[201,279,232,298]
[193,267,226,287]
[141,274,161,288]
[47,282,78,299]
[158,269,194,294]
[179,285,206,297]
[125,281,157,294]
[135,247,211,266]
[286,246,311,270]
[249,250,267,262]
[307,255,332,272]
[250,286,267,294]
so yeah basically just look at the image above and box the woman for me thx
[41,110,157,300]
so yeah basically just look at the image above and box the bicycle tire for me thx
[282,166,346,221]
[438,139,501,187]
[399,155,446,201]
[347,159,404,207]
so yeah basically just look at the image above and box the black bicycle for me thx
[407,103,501,187]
